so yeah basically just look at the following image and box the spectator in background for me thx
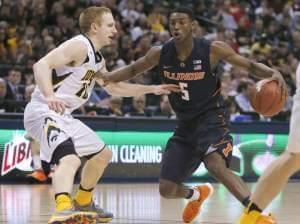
[221,71,237,99]
[234,80,255,113]
[0,0,297,121]
[24,71,35,86]
[0,78,7,113]
[126,95,151,117]
[153,94,176,118]
[118,35,135,64]
[5,68,24,101]
[147,4,167,33]
[213,1,238,31]
[224,97,240,121]
[108,96,123,116]
[251,33,272,56]
[0,25,8,63]
[292,31,300,59]
[120,0,141,26]
[251,18,265,43]
[24,84,35,103]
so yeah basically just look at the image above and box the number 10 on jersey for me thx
[179,82,189,101]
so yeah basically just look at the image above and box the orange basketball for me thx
[250,79,286,117]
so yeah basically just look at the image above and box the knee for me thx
[60,154,81,171]
[204,161,226,177]
[287,152,300,170]
[90,147,112,166]
[159,180,177,198]
[101,147,113,163]
[295,154,300,170]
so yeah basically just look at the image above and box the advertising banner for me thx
[0,129,295,182]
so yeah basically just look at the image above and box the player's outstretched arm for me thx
[98,80,180,97]
[33,40,87,113]
[210,41,287,94]
[96,46,161,82]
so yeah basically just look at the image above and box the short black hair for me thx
[169,7,194,20]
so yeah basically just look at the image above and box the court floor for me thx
[0,182,299,224]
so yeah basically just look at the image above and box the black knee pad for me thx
[51,138,76,164]
[41,138,77,175]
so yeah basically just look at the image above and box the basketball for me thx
[250,79,286,117]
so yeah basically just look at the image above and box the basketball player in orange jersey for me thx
[24,6,179,224]
[98,7,287,223]
[238,63,300,224]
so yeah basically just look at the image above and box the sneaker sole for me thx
[26,176,47,183]
[183,183,214,223]
[48,212,97,224]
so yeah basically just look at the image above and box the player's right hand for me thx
[270,70,288,100]
[45,95,68,114]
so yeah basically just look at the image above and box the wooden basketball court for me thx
[0,182,299,223]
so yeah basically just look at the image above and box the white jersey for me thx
[31,34,105,113]
[296,63,300,90]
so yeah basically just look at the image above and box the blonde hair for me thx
[79,6,112,34]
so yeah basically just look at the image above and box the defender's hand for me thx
[152,84,181,95]
[45,95,68,114]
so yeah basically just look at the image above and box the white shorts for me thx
[24,102,105,163]
[286,90,300,153]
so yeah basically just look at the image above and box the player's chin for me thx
[173,36,184,42]
[105,39,113,45]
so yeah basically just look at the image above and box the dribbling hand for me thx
[270,71,288,100]
[45,95,68,114]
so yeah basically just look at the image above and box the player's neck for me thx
[87,35,103,51]
[175,36,194,60]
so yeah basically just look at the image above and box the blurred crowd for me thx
[0,0,299,122]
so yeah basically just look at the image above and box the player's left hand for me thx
[270,70,288,100]
[153,84,181,95]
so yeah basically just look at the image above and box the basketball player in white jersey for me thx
[239,63,300,224]
[24,133,48,182]
[24,6,179,224]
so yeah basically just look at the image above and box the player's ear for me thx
[90,22,98,33]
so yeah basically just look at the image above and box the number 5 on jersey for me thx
[179,82,189,101]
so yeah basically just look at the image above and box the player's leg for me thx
[25,133,47,182]
[238,152,300,224]
[159,136,213,223]
[37,137,95,224]
[203,143,251,206]
[251,152,300,209]
[204,140,276,224]
[24,106,97,224]
[47,138,97,224]
[50,139,81,211]
[75,147,112,202]
[71,119,113,223]
[239,94,300,224]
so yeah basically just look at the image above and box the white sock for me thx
[189,188,200,201]
[33,155,42,170]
